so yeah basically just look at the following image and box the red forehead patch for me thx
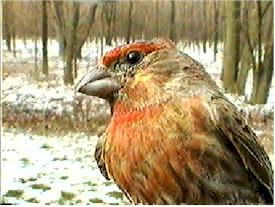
[101,39,175,67]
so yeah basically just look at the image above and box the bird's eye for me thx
[126,51,143,65]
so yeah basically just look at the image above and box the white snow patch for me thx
[1,128,128,204]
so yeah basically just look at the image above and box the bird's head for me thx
[76,38,203,108]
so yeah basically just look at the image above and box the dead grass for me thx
[2,103,108,136]
[2,61,64,85]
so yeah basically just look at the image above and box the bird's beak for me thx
[76,66,121,98]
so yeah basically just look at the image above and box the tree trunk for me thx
[100,35,104,57]
[103,2,116,46]
[250,2,262,103]
[9,2,16,57]
[236,43,251,96]
[213,1,219,61]
[101,4,106,47]
[169,0,176,41]
[126,1,133,44]
[52,1,97,75]
[155,0,159,36]
[250,2,273,104]
[255,45,273,104]
[222,1,240,93]
[58,35,66,57]
[42,1,49,76]
[3,1,12,51]
[111,4,116,44]
[220,1,226,79]
[12,25,16,58]
[64,2,80,85]
[74,4,98,59]
[52,1,66,57]
[74,58,78,79]
[250,44,273,104]
[235,2,253,97]
[202,1,207,53]
[34,35,39,81]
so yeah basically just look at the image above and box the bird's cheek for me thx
[134,72,153,83]
[116,73,127,86]
[114,71,136,90]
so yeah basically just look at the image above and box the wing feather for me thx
[94,133,110,180]
[206,94,273,201]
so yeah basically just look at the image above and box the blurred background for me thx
[1,0,274,205]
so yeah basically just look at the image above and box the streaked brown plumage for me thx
[77,38,273,204]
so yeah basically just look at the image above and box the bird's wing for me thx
[205,93,273,201]
[94,133,110,180]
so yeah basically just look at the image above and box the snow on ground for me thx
[1,128,129,205]
[1,39,274,204]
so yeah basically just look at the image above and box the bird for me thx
[76,38,273,204]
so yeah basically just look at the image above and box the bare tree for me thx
[126,1,133,43]
[155,0,159,36]
[213,1,220,61]
[202,1,207,53]
[235,1,251,96]
[222,1,241,93]
[74,3,98,58]
[169,0,176,41]
[51,1,98,84]
[33,3,40,81]
[42,1,49,76]
[102,1,116,45]
[52,1,66,56]
[6,1,17,57]
[3,1,12,51]
[64,1,79,85]
[250,1,273,104]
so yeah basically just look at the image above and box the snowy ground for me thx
[1,39,274,204]
[1,128,129,204]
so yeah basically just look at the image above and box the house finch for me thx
[76,38,273,204]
